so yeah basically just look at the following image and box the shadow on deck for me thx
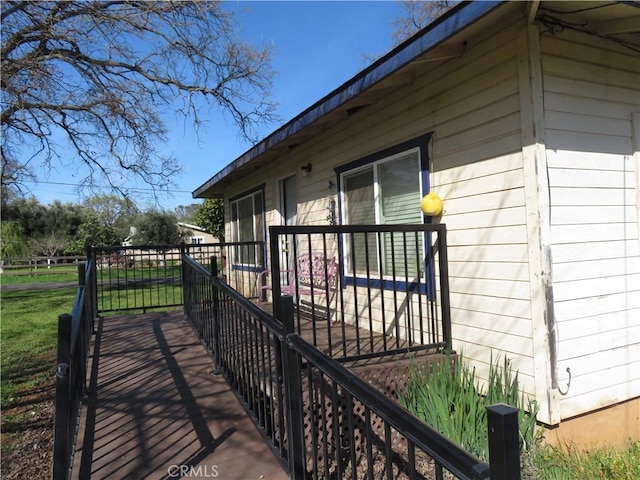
[72,304,447,479]
[72,310,287,480]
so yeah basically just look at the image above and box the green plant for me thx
[532,439,640,480]
[397,352,539,462]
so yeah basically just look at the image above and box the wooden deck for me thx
[257,301,442,367]
[71,311,288,480]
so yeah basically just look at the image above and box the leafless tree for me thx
[360,1,458,67]
[1,1,277,197]
[28,232,70,258]
[391,1,459,44]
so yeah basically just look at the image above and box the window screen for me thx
[341,149,423,278]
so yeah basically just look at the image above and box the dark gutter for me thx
[193,0,504,198]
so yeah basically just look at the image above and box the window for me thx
[338,134,430,280]
[190,237,204,244]
[230,188,264,265]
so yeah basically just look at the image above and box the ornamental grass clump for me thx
[397,353,539,462]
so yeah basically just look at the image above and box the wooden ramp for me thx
[71,310,287,480]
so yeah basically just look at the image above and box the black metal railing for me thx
[182,254,289,463]
[91,242,263,314]
[53,260,96,480]
[182,254,522,480]
[265,224,451,361]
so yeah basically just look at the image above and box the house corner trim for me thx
[518,23,561,426]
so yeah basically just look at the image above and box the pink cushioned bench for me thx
[257,252,337,319]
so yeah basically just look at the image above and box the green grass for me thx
[531,439,640,480]
[1,287,76,409]
[97,285,184,314]
[1,268,79,285]
[95,268,183,313]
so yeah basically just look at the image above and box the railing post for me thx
[181,248,191,321]
[76,261,91,387]
[436,227,453,352]
[210,256,222,375]
[78,261,86,287]
[180,242,187,308]
[487,404,521,480]
[280,295,306,480]
[86,246,98,327]
[53,313,72,480]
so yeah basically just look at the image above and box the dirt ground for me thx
[1,364,55,480]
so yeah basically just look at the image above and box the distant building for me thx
[121,222,219,246]
[177,222,219,245]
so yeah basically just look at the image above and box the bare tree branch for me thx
[1,0,277,198]
[391,1,459,44]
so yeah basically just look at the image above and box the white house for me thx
[193,1,640,445]
[177,222,219,245]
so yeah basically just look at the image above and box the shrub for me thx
[397,352,539,462]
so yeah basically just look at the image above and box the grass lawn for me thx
[1,285,76,480]
[1,287,75,408]
[532,439,640,479]
[0,268,79,285]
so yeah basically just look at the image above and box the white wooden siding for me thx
[223,13,540,401]
[211,6,640,426]
[425,15,535,395]
[541,27,640,419]
[222,15,538,399]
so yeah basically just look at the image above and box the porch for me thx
[54,225,521,480]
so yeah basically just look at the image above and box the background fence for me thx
[0,255,86,275]
[90,242,263,315]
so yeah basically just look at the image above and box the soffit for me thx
[193,1,638,199]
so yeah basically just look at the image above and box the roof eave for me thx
[193,0,505,199]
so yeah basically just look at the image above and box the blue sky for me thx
[29,1,403,210]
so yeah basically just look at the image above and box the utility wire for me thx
[22,179,193,194]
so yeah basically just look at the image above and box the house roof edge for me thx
[193,0,505,198]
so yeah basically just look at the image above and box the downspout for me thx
[517,22,561,426]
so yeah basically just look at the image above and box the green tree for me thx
[66,216,121,255]
[173,204,200,223]
[83,195,139,240]
[2,1,276,197]
[0,197,48,239]
[46,200,86,238]
[195,199,225,241]
[1,197,85,241]
[134,210,182,246]
[0,220,29,258]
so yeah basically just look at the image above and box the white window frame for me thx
[229,188,264,267]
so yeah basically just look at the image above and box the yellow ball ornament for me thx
[420,192,443,216]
